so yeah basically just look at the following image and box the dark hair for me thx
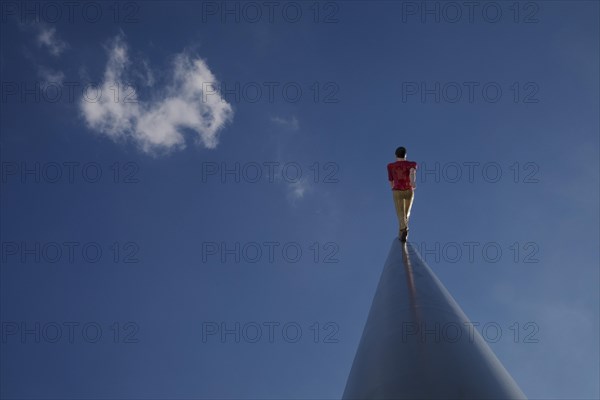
[395,146,407,158]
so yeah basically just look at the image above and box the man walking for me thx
[387,146,417,242]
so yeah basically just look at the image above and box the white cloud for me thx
[36,25,68,56]
[271,115,299,131]
[79,35,234,154]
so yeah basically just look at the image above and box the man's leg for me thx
[403,190,414,227]
[392,190,406,237]
[400,190,414,241]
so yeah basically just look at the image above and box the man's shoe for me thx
[400,229,408,242]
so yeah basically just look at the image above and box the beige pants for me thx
[392,189,414,234]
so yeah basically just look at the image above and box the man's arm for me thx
[410,168,416,189]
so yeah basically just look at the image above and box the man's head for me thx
[395,146,407,159]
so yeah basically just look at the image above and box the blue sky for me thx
[1,1,599,399]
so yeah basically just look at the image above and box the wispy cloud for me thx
[287,177,311,202]
[79,34,234,154]
[133,59,155,87]
[37,66,65,87]
[269,115,308,202]
[271,115,299,131]
[35,24,69,56]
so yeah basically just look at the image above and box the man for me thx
[387,146,417,242]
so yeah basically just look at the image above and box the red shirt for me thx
[387,160,417,190]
